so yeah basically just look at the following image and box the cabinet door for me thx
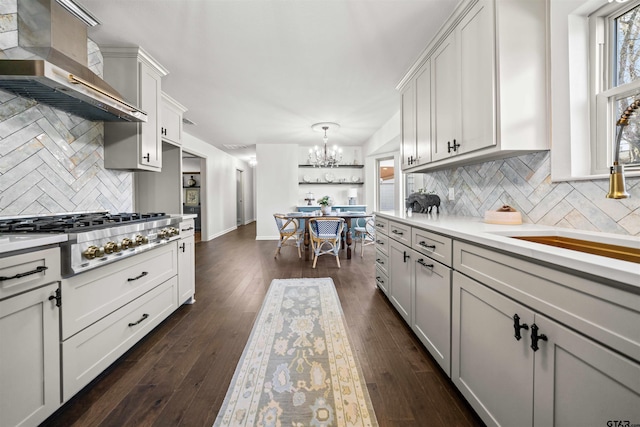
[458,0,495,154]
[400,80,416,170]
[432,32,457,162]
[452,272,534,427]
[412,253,451,375]
[161,101,182,145]
[0,283,60,427]
[139,60,162,168]
[415,61,432,165]
[533,315,640,427]
[178,235,195,304]
[389,239,413,324]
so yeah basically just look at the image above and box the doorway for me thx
[236,169,244,226]
[377,158,395,211]
[182,150,205,242]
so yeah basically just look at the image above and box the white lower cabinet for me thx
[389,238,412,324]
[62,276,178,401]
[412,252,451,376]
[452,271,640,427]
[178,219,196,305]
[0,282,60,427]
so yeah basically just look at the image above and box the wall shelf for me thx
[299,182,363,185]
[298,164,364,169]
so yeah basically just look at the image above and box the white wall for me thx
[255,143,299,240]
[181,132,254,241]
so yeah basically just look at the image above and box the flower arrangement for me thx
[317,195,333,206]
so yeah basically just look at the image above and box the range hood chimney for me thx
[0,0,146,122]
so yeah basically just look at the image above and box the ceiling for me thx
[78,0,459,162]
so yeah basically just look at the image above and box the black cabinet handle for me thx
[48,288,61,307]
[418,241,436,250]
[530,323,547,351]
[403,251,410,262]
[375,223,385,228]
[143,153,150,162]
[0,265,48,281]
[128,313,149,327]
[179,243,186,252]
[417,258,434,268]
[447,139,460,153]
[392,230,404,235]
[127,271,148,282]
[376,240,384,245]
[513,314,529,341]
[181,227,194,232]
[376,258,384,265]
[375,276,384,284]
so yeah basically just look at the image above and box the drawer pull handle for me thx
[512,314,529,341]
[392,230,404,235]
[0,265,48,282]
[417,258,434,268]
[375,224,385,228]
[530,323,548,351]
[376,240,384,245]
[375,276,384,284]
[181,227,194,231]
[128,313,149,327]
[127,271,148,282]
[419,241,436,250]
[376,258,384,264]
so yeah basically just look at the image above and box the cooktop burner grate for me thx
[0,212,168,233]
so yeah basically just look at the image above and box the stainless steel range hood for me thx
[0,0,146,122]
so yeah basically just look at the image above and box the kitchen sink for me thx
[510,235,640,264]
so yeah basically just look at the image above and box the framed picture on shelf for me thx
[184,188,200,206]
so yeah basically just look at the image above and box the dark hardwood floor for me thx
[43,222,484,427]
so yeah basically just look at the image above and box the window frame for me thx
[549,0,640,182]
[590,0,640,174]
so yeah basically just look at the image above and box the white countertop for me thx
[375,211,640,288]
[0,234,68,255]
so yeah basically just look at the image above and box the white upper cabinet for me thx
[161,92,187,146]
[398,0,548,171]
[102,47,169,171]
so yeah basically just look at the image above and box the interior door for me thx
[236,169,244,226]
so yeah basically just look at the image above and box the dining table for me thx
[282,211,372,261]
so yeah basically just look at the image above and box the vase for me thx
[321,205,331,215]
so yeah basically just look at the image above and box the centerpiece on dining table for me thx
[317,195,333,215]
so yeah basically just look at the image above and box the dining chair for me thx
[273,214,304,258]
[308,217,345,268]
[352,216,376,257]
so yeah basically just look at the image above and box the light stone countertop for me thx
[375,211,640,289]
[0,234,68,255]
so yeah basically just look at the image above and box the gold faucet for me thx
[607,98,639,199]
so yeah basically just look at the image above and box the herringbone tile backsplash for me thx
[0,2,133,216]
[410,151,640,236]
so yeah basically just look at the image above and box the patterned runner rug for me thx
[214,277,378,427]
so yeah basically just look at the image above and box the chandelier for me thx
[308,122,342,167]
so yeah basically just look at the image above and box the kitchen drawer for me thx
[61,242,177,339]
[375,249,389,277]
[412,228,452,267]
[389,220,411,245]
[375,266,389,296]
[179,218,195,238]
[375,233,389,257]
[374,217,389,236]
[0,247,61,300]
[454,241,640,362]
[62,275,178,401]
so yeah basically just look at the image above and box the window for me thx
[591,1,640,172]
